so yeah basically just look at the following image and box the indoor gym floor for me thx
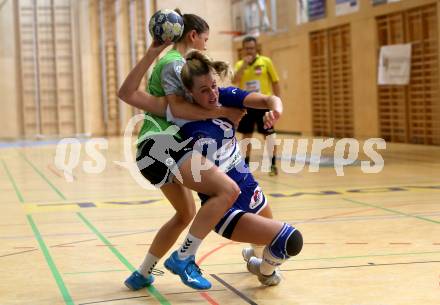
[0,135,439,305]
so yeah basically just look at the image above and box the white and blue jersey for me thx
[167,87,268,238]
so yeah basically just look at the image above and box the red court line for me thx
[197,241,235,265]
[346,242,368,245]
[47,164,76,180]
[302,201,419,224]
[199,292,220,305]
[389,242,412,245]
[47,164,64,178]
[196,241,235,305]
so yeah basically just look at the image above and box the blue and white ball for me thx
[149,9,184,43]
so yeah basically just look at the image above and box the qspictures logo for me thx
[54,114,386,190]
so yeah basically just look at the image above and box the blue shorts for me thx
[199,174,267,239]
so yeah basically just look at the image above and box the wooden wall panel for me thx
[0,0,21,139]
[377,4,439,145]
[310,30,332,137]
[406,5,439,145]
[99,0,119,135]
[328,25,353,138]
[17,0,40,137]
[15,0,79,138]
[310,24,353,138]
[232,0,439,141]
[377,13,408,143]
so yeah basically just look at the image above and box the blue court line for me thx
[0,138,89,149]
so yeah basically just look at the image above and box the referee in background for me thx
[233,36,281,176]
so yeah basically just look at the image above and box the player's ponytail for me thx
[181,50,230,90]
[174,9,209,43]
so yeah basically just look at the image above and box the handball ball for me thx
[149,9,184,43]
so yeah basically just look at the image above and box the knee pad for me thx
[268,223,303,260]
[286,229,303,256]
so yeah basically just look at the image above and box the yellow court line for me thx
[22,184,440,213]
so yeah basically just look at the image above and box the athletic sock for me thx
[177,233,202,259]
[138,252,159,277]
[260,246,285,276]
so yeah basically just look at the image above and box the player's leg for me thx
[266,134,278,176]
[125,135,197,290]
[151,184,196,257]
[230,212,303,286]
[242,205,273,261]
[177,155,240,240]
[125,184,195,290]
[237,109,257,165]
[256,109,278,176]
[214,178,302,287]
[241,132,254,165]
[163,154,240,290]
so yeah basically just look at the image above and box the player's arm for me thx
[243,92,282,111]
[243,93,283,129]
[118,41,168,117]
[162,63,245,126]
[167,95,245,126]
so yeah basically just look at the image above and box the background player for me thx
[232,36,281,176]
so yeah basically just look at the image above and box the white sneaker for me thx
[246,257,282,286]
[242,247,255,262]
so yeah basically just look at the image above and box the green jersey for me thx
[138,49,185,142]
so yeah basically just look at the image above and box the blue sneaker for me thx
[164,251,212,290]
[124,271,154,290]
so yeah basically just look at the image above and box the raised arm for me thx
[117,41,168,117]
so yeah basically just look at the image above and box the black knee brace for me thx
[286,229,303,257]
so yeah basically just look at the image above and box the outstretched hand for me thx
[146,39,172,58]
[263,110,281,129]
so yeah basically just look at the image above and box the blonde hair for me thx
[181,50,230,90]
